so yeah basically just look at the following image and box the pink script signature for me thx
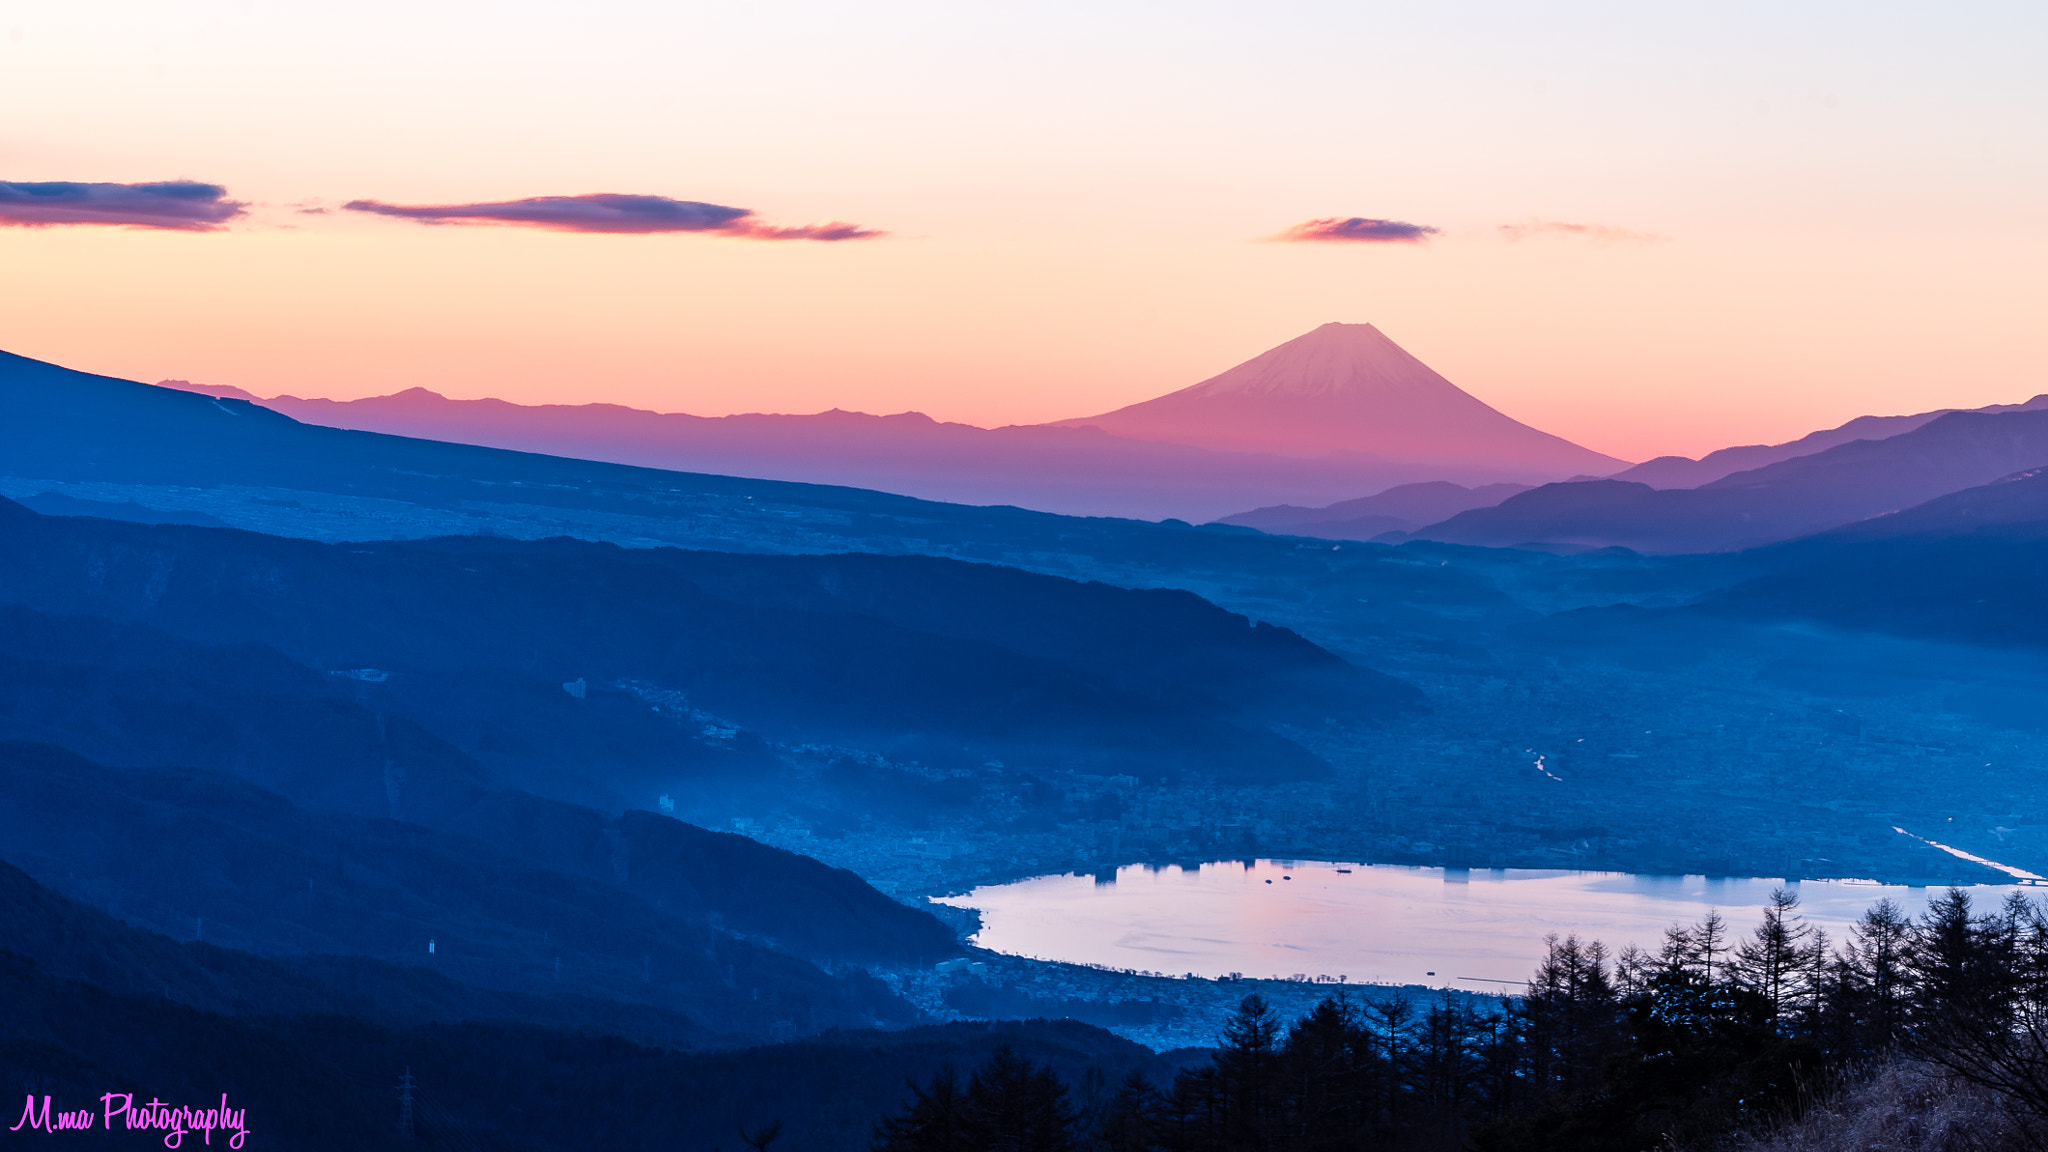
[11,1093,249,1148]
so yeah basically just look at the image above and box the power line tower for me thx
[396,1067,416,1140]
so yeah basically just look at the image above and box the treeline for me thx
[873,887,2048,1151]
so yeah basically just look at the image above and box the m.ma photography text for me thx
[11,1093,249,1147]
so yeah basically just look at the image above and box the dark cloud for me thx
[0,181,246,230]
[1278,217,1439,243]
[1499,219,1663,243]
[343,193,882,240]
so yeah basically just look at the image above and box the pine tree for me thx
[1280,995,1365,1149]
[1518,934,1622,1099]
[1415,993,1482,1142]
[1840,897,1914,1051]
[1732,888,1820,1029]
[873,1064,974,1152]
[1912,888,1995,1022]
[967,1046,1078,1152]
[1361,995,1415,1139]
[1214,994,1284,1152]
[1695,909,1730,984]
[1150,1067,1219,1152]
[1095,1072,1158,1152]
[1909,891,2048,1121]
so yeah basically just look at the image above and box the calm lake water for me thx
[934,860,2027,989]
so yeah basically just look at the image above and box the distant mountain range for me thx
[19,337,2048,567]
[1612,394,2048,489]
[160,321,2045,553]
[1215,480,1532,540]
[166,323,1626,521]
[1213,392,2048,546]
[1400,408,2048,553]
[1702,468,2048,649]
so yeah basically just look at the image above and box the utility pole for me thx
[396,1067,415,1140]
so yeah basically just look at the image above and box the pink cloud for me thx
[1276,217,1439,244]
[343,193,883,240]
[0,181,246,230]
[1499,219,1664,243]
[735,220,880,241]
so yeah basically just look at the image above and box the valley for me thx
[721,636,2042,902]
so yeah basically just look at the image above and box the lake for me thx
[934,859,2026,989]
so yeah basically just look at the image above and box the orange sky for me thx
[1,1,2042,464]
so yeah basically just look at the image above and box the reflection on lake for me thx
[935,860,2024,988]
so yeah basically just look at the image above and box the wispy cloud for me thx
[1498,219,1664,244]
[0,181,246,230]
[343,193,883,240]
[1276,217,1439,244]
[736,220,882,241]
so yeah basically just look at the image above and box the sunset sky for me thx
[1,0,2042,463]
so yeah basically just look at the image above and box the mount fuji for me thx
[1053,323,1626,475]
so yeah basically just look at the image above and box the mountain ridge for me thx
[1398,408,2048,554]
[1214,480,1533,541]
[158,324,1625,519]
[1613,394,2048,489]
[0,493,1402,786]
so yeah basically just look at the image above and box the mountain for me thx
[0,601,506,826]
[0,499,1402,786]
[13,489,229,527]
[0,854,718,1050]
[1687,466,2048,649]
[162,324,1623,521]
[0,741,921,1039]
[1818,465,2048,541]
[1703,522,2048,654]
[1613,395,2048,489]
[1215,480,1530,541]
[1401,408,2048,553]
[1053,323,1627,477]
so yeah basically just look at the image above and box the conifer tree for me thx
[1732,888,1821,1028]
[873,1064,973,1152]
[1912,888,1993,1021]
[1279,994,1364,1148]
[1519,934,1622,1098]
[1840,897,1914,1051]
[967,1046,1078,1152]
[1095,1072,1158,1152]
[1214,994,1284,1152]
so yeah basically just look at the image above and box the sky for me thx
[0,0,2042,463]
